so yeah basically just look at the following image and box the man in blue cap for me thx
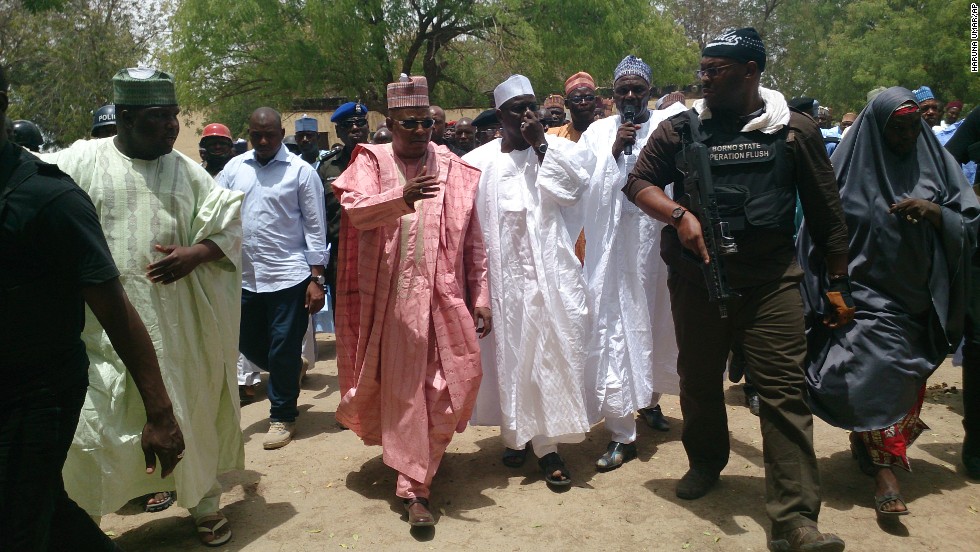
[318,101,370,315]
[914,86,942,128]
[295,114,328,168]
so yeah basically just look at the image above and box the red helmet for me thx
[201,123,232,140]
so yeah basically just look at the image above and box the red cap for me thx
[202,123,232,140]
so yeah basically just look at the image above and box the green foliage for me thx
[168,0,698,122]
[517,0,699,94]
[817,0,979,113]
[1,0,164,146]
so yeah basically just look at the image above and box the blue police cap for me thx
[295,114,318,133]
[330,101,369,123]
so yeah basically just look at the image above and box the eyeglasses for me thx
[507,102,538,115]
[695,63,738,80]
[395,118,436,130]
[568,95,596,104]
[338,118,369,129]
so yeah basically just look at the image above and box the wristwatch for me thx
[536,142,549,155]
[311,274,326,286]
[671,207,687,227]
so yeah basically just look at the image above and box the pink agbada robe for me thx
[333,142,489,484]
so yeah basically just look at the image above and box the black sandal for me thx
[502,447,528,468]
[538,452,572,486]
[875,493,910,519]
[142,491,175,513]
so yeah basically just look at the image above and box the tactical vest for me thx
[671,109,796,235]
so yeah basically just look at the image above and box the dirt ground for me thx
[102,335,980,551]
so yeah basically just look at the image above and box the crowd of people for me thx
[3,25,980,552]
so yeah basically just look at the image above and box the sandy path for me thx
[101,335,979,551]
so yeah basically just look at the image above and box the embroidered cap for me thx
[564,72,596,95]
[544,94,565,109]
[702,28,767,72]
[614,55,652,84]
[113,67,177,106]
[655,92,686,110]
[913,86,935,103]
[387,74,429,110]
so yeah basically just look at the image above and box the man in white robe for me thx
[464,75,594,487]
[579,55,684,470]
[46,68,244,546]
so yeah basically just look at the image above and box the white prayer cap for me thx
[493,75,535,108]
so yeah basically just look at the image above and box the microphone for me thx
[622,105,637,156]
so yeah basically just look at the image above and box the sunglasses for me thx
[568,95,596,104]
[395,118,436,130]
[338,118,369,129]
[507,102,538,115]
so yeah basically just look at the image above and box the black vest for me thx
[671,109,796,235]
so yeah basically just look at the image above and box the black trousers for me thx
[0,369,117,551]
[668,272,821,535]
[962,263,980,455]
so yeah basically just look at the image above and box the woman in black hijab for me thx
[799,87,980,521]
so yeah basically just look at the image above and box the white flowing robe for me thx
[578,108,684,423]
[44,139,245,514]
[463,136,595,447]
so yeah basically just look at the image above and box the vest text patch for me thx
[708,140,776,165]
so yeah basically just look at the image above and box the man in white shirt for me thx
[578,55,682,470]
[464,75,594,488]
[218,107,328,449]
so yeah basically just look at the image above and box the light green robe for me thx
[43,138,245,514]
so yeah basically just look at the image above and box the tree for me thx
[817,0,980,113]
[168,0,515,120]
[0,0,166,146]
[168,0,699,124]
[518,0,698,95]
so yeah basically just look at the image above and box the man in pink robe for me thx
[332,74,492,527]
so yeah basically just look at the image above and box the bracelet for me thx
[828,273,848,281]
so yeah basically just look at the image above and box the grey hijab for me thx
[798,86,980,431]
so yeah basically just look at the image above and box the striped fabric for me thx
[332,142,488,484]
[387,75,429,109]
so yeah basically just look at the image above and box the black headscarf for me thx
[798,86,980,431]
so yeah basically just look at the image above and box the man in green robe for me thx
[45,68,245,547]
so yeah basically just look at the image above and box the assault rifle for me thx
[675,134,739,318]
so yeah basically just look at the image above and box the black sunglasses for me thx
[507,102,538,115]
[396,118,436,130]
[338,118,369,129]
[568,95,596,104]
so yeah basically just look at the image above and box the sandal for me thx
[875,493,910,519]
[538,452,572,487]
[502,447,528,468]
[403,497,435,527]
[849,433,877,477]
[133,491,175,513]
[196,513,232,547]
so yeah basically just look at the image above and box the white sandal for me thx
[196,513,232,547]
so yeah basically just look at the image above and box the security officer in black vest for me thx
[318,102,369,313]
[625,28,852,552]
